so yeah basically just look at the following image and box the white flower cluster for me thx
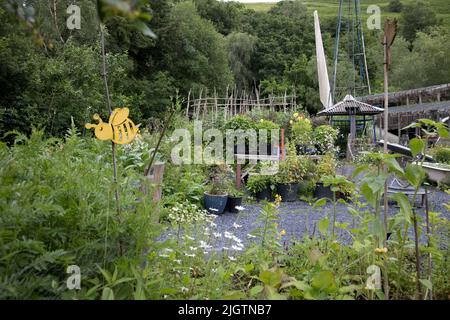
[223,230,244,252]
[167,201,212,224]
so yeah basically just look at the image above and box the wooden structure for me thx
[185,88,298,120]
[358,83,450,136]
[382,102,450,134]
[235,129,285,190]
[358,83,450,107]
[317,94,383,160]
[142,161,165,202]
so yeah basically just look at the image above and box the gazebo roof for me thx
[317,94,384,116]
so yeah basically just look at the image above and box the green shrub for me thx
[313,125,339,154]
[388,0,403,12]
[0,128,158,299]
[246,175,273,195]
[434,147,450,164]
[290,113,312,146]
[315,153,337,182]
[224,115,255,131]
[255,119,280,145]
[276,154,313,184]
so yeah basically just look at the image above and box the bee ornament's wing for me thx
[110,108,130,125]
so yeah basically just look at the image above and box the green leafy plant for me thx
[290,113,312,146]
[246,175,273,195]
[276,153,312,184]
[255,119,280,145]
[315,153,337,183]
[224,115,255,131]
[431,146,450,164]
[205,164,229,195]
[227,182,244,197]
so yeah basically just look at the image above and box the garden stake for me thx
[425,186,433,300]
[381,19,397,300]
[100,24,120,218]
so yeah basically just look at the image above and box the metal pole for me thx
[382,32,390,300]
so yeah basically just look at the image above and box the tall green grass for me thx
[0,127,159,299]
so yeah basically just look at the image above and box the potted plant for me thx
[314,153,337,199]
[275,147,311,202]
[255,119,280,155]
[226,183,244,213]
[204,164,229,214]
[290,113,312,155]
[204,181,228,214]
[246,174,273,201]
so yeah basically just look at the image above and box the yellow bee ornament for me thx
[85,107,139,144]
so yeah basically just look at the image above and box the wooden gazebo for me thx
[318,94,384,159]
[318,94,384,140]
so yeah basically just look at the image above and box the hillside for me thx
[244,0,450,27]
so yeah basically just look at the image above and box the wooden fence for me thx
[185,89,298,120]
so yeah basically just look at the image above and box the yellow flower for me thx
[260,119,264,123]
[274,194,282,206]
[375,247,388,254]
[289,120,293,125]
[293,112,299,118]
[280,229,286,236]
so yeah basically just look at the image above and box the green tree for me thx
[159,1,233,93]
[391,26,450,89]
[226,32,257,91]
[388,0,403,13]
[193,0,247,35]
[400,1,438,43]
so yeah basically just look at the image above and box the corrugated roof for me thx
[387,101,450,114]
[357,83,450,104]
[317,94,384,116]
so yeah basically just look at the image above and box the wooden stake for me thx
[186,89,191,119]
[382,32,390,300]
[100,25,120,217]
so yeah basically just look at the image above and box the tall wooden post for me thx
[382,18,397,301]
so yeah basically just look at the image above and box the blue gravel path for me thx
[208,188,450,251]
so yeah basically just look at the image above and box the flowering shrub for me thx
[167,201,211,225]
[290,112,312,146]
[313,125,339,154]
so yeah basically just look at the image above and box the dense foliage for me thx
[0,0,449,301]
[1,0,448,139]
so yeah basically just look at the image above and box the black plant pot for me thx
[226,196,243,213]
[296,144,317,155]
[204,192,228,214]
[255,187,272,202]
[296,144,305,155]
[314,183,334,200]
[276,183,300,202]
